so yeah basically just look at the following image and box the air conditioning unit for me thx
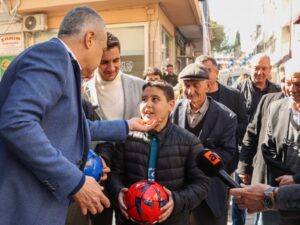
[23,14,47,32]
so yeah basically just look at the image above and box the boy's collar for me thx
[148,118,172,141]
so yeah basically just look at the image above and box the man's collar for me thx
[148,118,172,142]
[251,78,269,90]
[187,97,208,114]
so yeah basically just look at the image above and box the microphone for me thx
[196,150,241,188]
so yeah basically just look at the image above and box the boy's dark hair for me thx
[166,64,173,68]
[107,32,121,51]
[143,67,162,79]
[142,80,174,101]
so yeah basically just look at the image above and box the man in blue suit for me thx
[0,6,156,225]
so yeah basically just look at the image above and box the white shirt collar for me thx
[58,38,82,70]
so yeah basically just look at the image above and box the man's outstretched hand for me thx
[127,117,160,132]
[73,176,110,215]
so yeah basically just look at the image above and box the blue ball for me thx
[83,149,103,181]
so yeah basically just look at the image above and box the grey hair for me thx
[250,53,271,67]
[58,6,104,39]
[195,55,218,70]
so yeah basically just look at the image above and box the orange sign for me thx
[204,151,221,165]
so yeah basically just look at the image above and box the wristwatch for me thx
[263,187,278,210]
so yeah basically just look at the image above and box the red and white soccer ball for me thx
[124,180,169,225]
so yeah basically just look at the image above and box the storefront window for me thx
[108,24,145,77]
[161,28,172,69]
[30,25,146,78]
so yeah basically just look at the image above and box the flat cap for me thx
[179,63,209,81]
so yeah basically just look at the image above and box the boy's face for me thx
[140,86,175,131]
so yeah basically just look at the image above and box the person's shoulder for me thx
[35,38,65,51]
[267,80,281,91]
[210,98,237,119]
[173,98,188,110]
[269,97,288,109]
[27,38,68,61]
[219,82,241,95]
[122,73,144,81]
[127,131,150,143]
[234,78,250,89]
[122,73,146,85]
[169,123,200,145]
[263,92,284,102]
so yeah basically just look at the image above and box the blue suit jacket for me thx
[0,38,128,225]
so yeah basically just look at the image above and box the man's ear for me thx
[206,80,212,89]
[84,31,96,49]
[168,99,175,112]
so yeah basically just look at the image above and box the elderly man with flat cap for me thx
[171,63,237,225]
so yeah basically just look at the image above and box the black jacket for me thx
[208,82,248,145]
[235,78,281,121]
[208,82,248,172]
[277,184,300,225]
[108,121,209,225]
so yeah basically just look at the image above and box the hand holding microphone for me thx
[196,149,240,188]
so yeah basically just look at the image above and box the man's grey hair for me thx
[58,6,104,39]
[195,55,218,70]
[250,53,271,67]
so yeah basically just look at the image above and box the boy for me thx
[108,80,209,225]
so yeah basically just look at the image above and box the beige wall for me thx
[17,1,177,72]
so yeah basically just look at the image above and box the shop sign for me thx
[0,33,24,56]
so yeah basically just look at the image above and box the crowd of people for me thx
[0,5,300,225]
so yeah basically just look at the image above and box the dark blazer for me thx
[277,184,300,223]
[209,82,248,173]
[171,98,237,217]
[262,98,300,186]
[0,38,128,225]
[209,82,248,145]
[238,92,284,184]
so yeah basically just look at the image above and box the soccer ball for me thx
[124,180,169,225]
[83,149,103,181]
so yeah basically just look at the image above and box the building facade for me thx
[0,0,211,79]
[249,0,300,82]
